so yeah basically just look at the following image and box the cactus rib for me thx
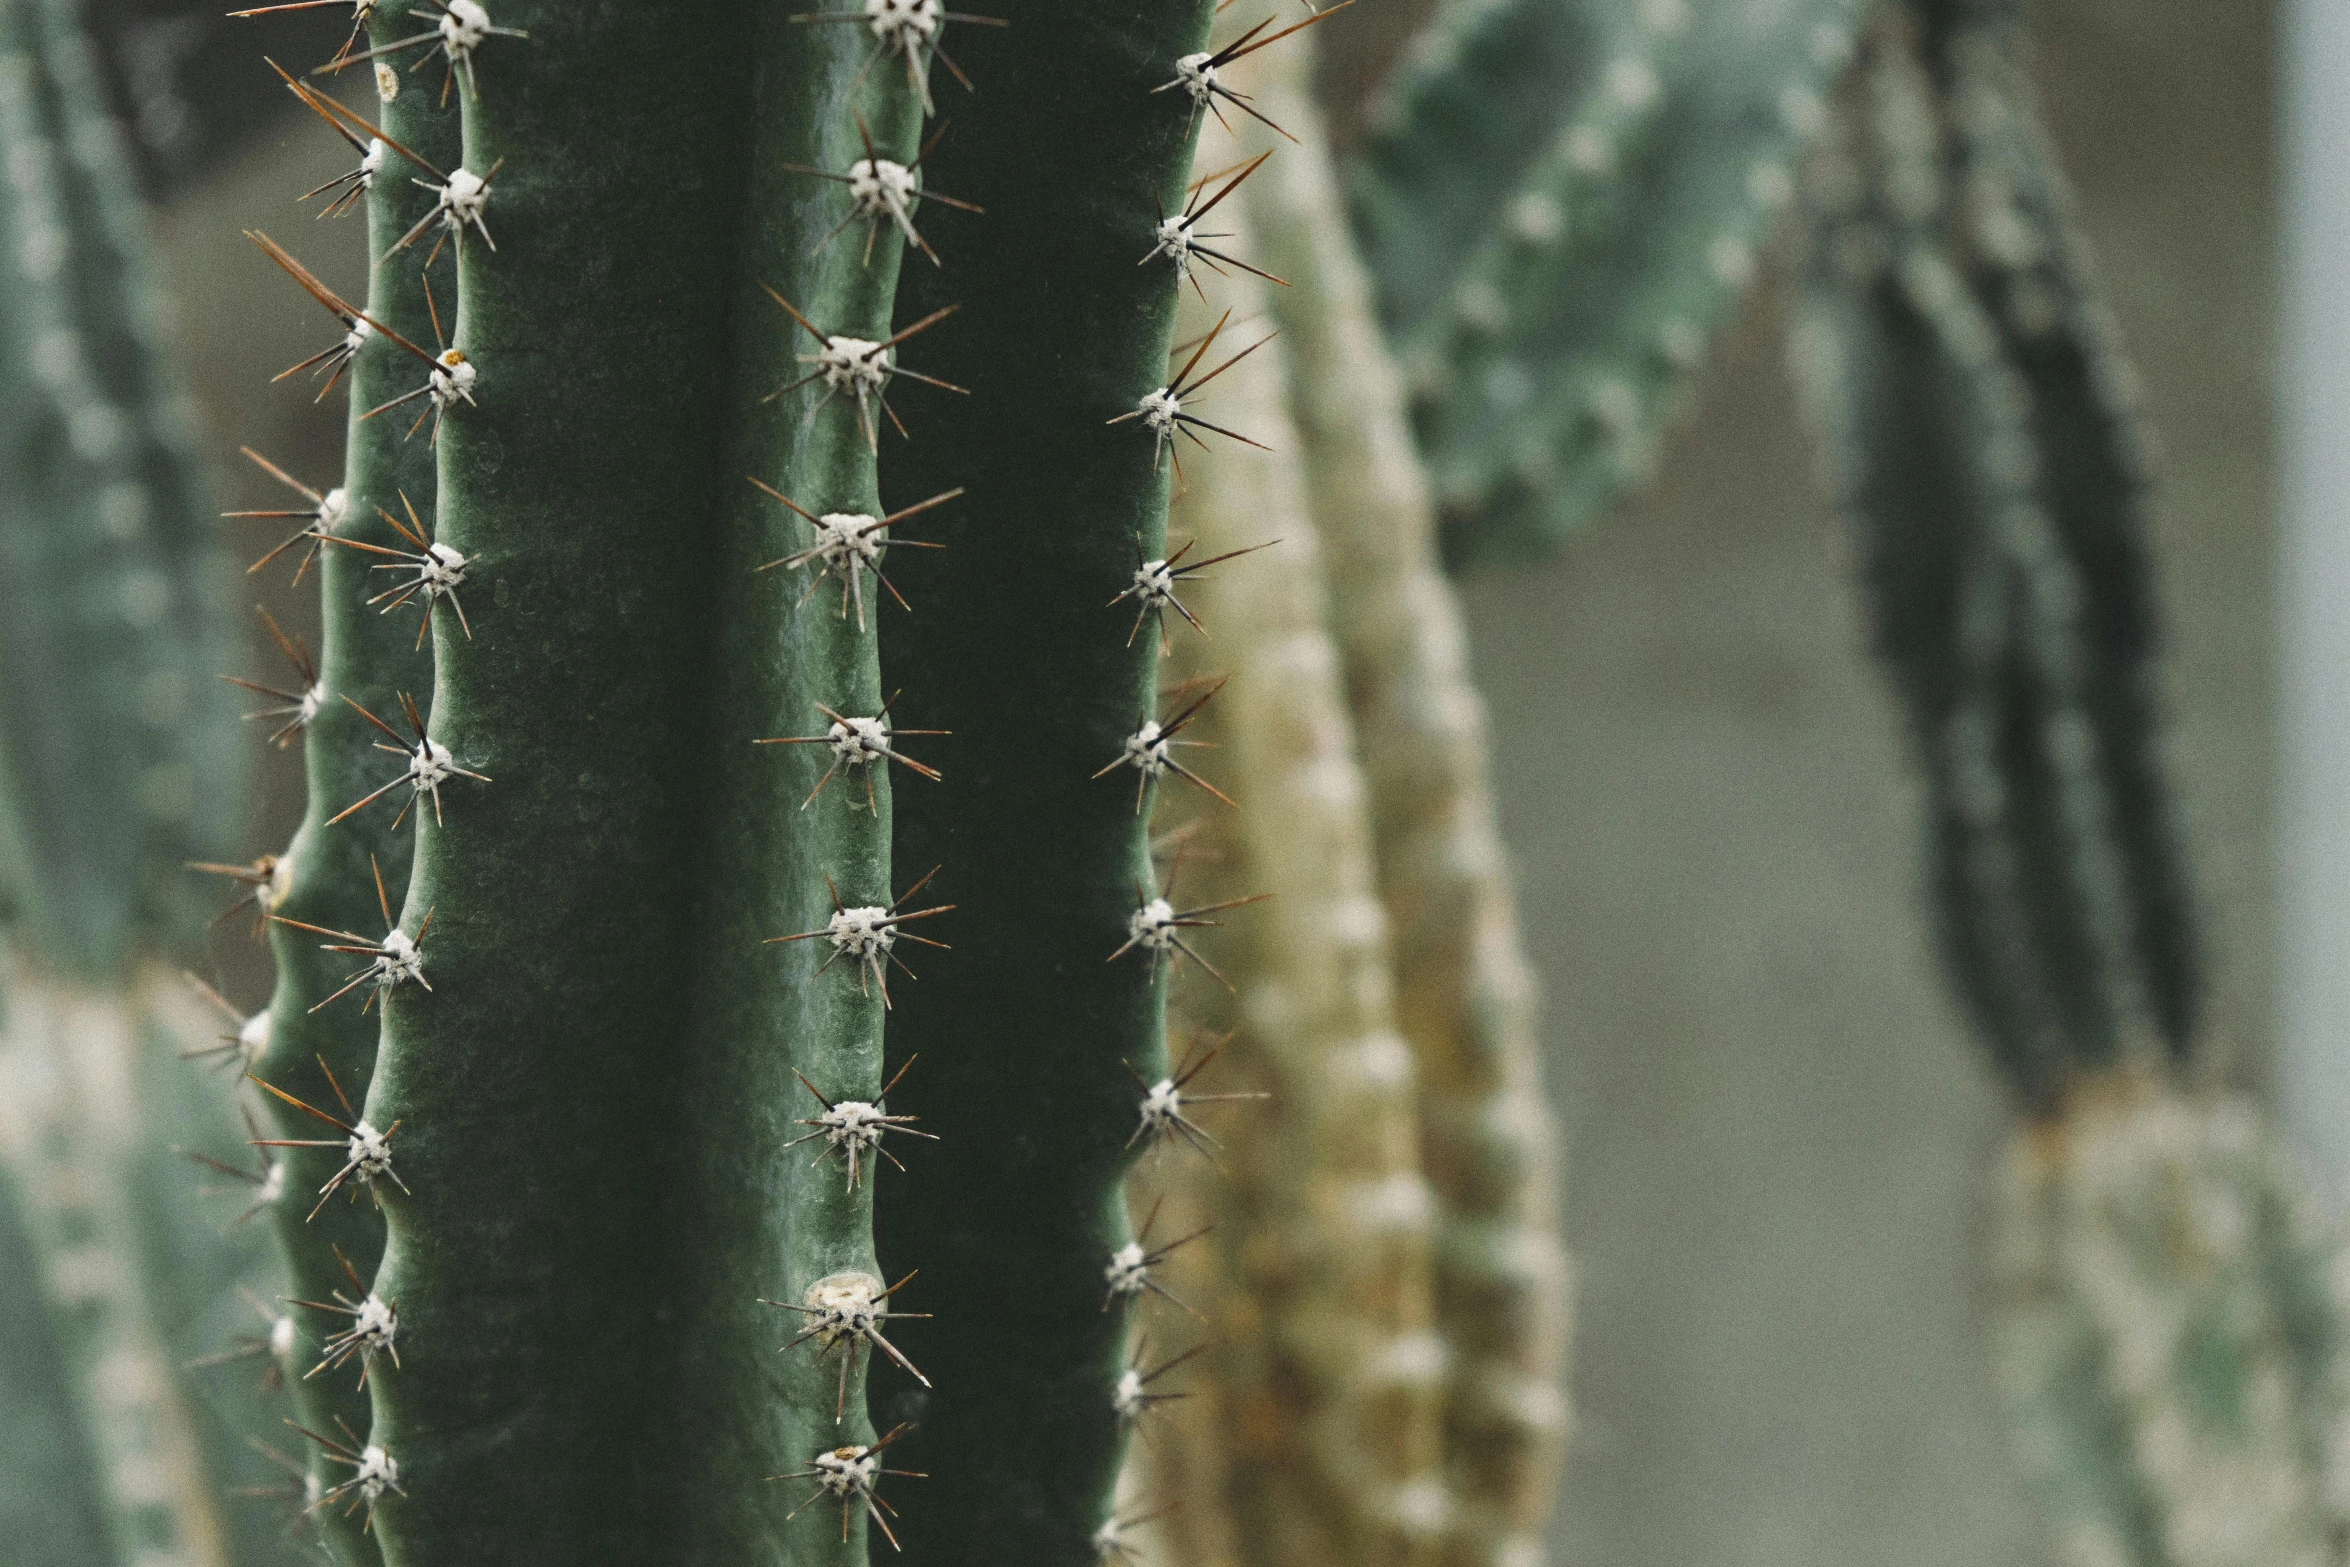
[872,0,1227,1559]
[1156,202,1451,1566]
[240,9,454,1559]
[1243,34,1569,1567]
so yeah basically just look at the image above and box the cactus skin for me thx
[674,6,923,1562]
[244,11,453,1559]
[0,0,239,977]
[871,1,1215,1559]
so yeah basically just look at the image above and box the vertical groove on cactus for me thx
[872,1,1219,1558]
[241,13,454,1559]
[1156,208,1448,1567]
[0,0,238,977]
[1242,33,1569,1567]
[672,3,927,1558]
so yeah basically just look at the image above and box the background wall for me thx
[148,1,2277,1563]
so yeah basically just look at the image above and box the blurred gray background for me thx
[151,1,2273,1564]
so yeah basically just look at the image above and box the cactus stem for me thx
[1113,308,1277,474]
[1112,889,1269,984]
[756,697,945,812]
[1094,674,1234,813]
[289,1416,404,1526]
[328,690,486,827]
[286,1242,399,1386]
[1102,1197,1209,1317]
[1112,536,1275,649]
[748,477,962,630]
[1124,1035,1267,1156]
[323,0,529,106]
[764,1268,933,1419]
[1145,149,1283,293]
[763,289,964,449]
[774,1423,923,1549]
[247,1065,406,1219]
[767,870,954,1007]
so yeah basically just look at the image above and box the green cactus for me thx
[172,0,1271,1560]
[1350,0,1864,568]
[1787,8,2349,1566]
[231,15,456,1561]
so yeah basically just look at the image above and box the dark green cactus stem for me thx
[875,1,1214,1558]
[1790,7,2197,1107]
[675,7,927,1564]
[0,0,239,976]
[245,13,454,1560]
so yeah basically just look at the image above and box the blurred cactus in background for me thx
[0,2,2331,1567]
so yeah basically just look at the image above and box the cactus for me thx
[1150,206,1447,1567]
[0,0,239,973]
[1788,8,2347,1565]
[1350,0,1864,568]
[0,2,313,1564]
